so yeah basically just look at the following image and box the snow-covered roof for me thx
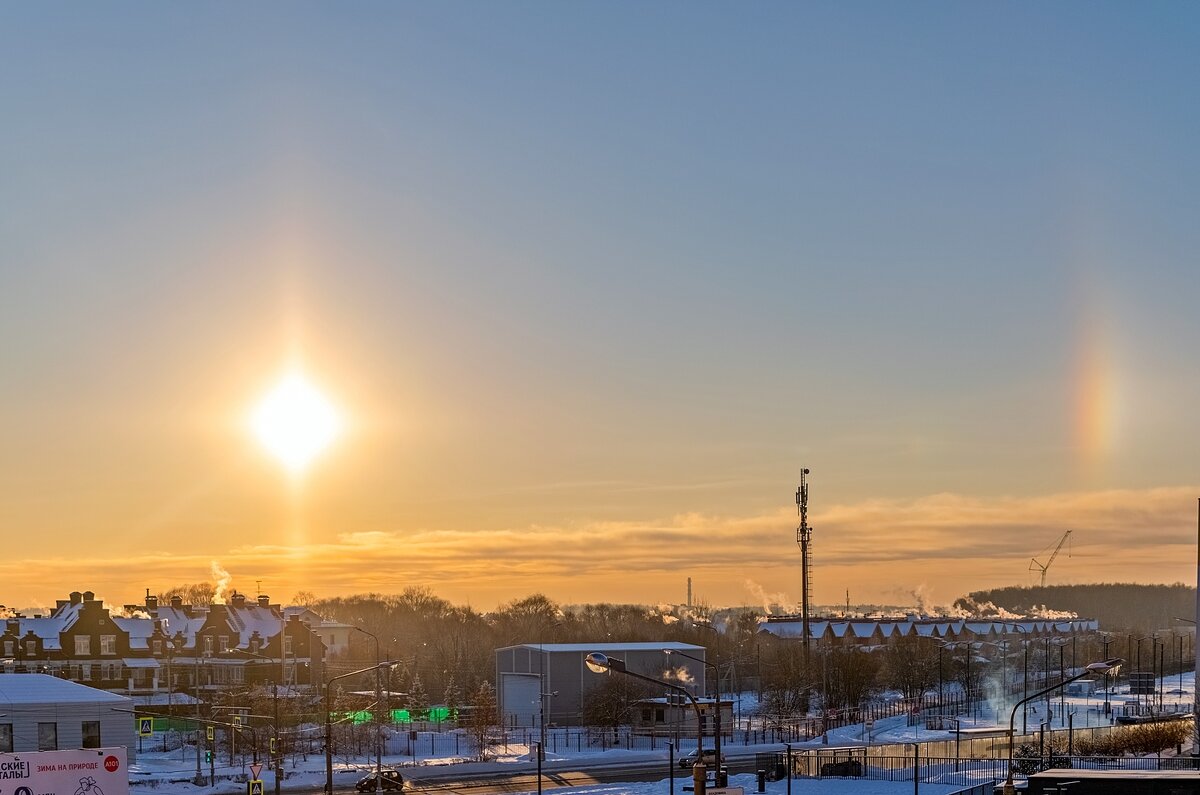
[22,616,71,650]
[227,605,284,648]
[759,617,1098,641]
[0,673,131,704]
[114,616,154,649]
[500,642,706,653]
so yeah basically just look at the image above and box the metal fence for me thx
[792,749,1199,788]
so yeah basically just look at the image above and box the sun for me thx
[249,372,343,474]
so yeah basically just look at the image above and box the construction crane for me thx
[1029,530,1072,587]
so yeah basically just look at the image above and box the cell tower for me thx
[795,468,812,657]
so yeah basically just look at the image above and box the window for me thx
[655,708,665,722]
[2,640,11,656]
[24,640,35,655]
[283,636,293,656]
[81,664,92,681]
[100,635,116,655]
[219,636,229,653]
[74,635,90,655]
[204,636,214,655]
[0,724,11,753]
[37,722,57,751]
[153,639,163,655]
[641,708,651,721]
[82,721,101,748]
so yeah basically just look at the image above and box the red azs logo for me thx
[103,756,120,773]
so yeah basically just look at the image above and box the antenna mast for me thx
[795,468,812,658]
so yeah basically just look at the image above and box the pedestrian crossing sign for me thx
[248,780,264,795]
[137,717,154,736]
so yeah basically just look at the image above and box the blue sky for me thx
[2,3,1199,608]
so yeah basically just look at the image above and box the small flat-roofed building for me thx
[0,674,134,758]
[495,642,708,728]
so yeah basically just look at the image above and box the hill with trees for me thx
[956,583,1196,632]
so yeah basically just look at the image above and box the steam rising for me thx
[662,666,695,685]
[211,561,233,604]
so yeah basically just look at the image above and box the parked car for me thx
[820,760,863,777]
[678,748,725,769]
[355,770,404,792]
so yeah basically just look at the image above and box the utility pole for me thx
[1195,498,1199,765]
[795,468,813,662]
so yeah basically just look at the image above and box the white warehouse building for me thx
[0,674,135,757]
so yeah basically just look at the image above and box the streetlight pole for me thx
[538,689,557,763]
[664,648,723,787]
[1002,658,1122,795]
[1194,497,1200,764]
[325,661,401,795]
[585,652,707,795]
[1100,633,1114,716]
[221,647,283,795]
[351,625,383,787]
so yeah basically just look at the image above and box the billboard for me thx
[0,747,128,795]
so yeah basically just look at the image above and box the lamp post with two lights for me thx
[585,652,708,795]
[325,661,402,795]
[663,647,724,787]
[1001,658,1123,795]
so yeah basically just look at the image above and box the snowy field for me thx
[127,670,1196,795]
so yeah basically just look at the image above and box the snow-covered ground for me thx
[127,670,1196,795]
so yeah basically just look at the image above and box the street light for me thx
[325,661,402,795]
[663,648,723,787]
[350,625,384,788]
[585,652,707,795]
[1002,658,1122,795]
[1099,632,1115,716]
[222,648,285,795]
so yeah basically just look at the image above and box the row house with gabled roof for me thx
[0,589,325,704]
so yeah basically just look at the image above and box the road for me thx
[378,750,781,795]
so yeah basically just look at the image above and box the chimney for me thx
[83,591,95,602]
[171,596,183,609]
[257,595,271,608]
[69,591,82,605]
[5,619,18,635]
[146,594,159,610]
[231,592,246,608]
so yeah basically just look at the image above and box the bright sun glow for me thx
[250,373,343,474]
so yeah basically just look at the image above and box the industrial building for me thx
[495,642,710,728]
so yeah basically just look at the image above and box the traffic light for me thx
[206,726,214,741]
[269,738,276,755]
[205,750,212,764]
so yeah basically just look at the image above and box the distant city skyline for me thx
[2,4,1199,610]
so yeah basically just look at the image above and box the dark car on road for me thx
[678,749,725,769]
[355,770,404,792]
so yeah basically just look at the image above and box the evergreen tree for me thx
[443,673,462,721]
[407,671,429,719]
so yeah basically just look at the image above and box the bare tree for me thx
[466,681,500,761]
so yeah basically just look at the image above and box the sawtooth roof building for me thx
[759,616,1099,644]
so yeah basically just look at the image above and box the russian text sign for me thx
[0,747,128,795]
